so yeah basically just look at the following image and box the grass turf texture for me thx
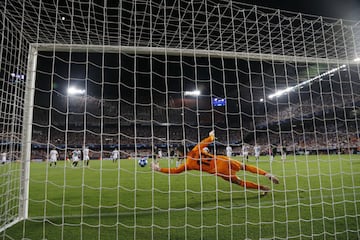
[1,154,360,239]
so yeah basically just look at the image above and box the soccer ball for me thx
[138,157,148,167]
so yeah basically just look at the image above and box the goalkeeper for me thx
[151,131,279,194]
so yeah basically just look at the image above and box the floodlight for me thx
[268,65,347,99]
[268,87,293,99]
[67,86,85,95]
[10,73,25,79]
[184,90,201,96]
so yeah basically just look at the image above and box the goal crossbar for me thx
[32,43,356,65]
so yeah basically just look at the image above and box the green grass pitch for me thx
[1,154,360,239]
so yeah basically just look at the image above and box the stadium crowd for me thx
[27,119,359,161]
[4,88,358,161]
[261,95,360,125]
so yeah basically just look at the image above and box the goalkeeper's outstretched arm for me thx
[151,130,215,174]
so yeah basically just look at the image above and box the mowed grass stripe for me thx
[27,190,360,221]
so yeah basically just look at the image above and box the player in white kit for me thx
[242,144,249,162]
[226,145,232,158]
[83,146,90,166]
[1,152,7,165]
[49,147,59,167]
[280,145,287,161]
[112,148,120,163]
[158,149,163,159]
[72,149,81,167]
[254,144,261,161]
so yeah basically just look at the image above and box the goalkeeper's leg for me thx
[220,175,270,192]
[242,164,279,184]
[219,160,279,185]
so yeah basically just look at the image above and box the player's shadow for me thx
[183,193,263,209]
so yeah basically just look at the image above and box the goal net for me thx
[1,0,359,239]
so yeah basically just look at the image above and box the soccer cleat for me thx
[260,186,270,197]
[260,191,268,197]
[265,173,279,184]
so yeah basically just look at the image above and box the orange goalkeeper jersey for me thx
[159,135,266,177]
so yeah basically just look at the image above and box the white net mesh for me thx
[1,0,360,239]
